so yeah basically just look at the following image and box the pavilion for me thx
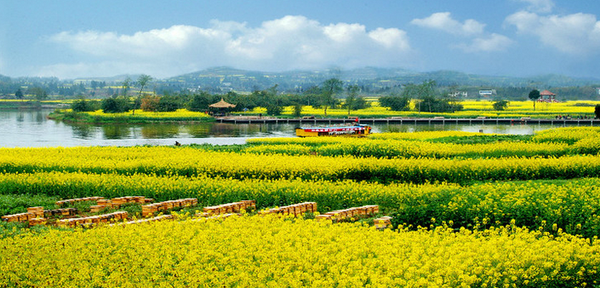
[209,98,236,116]
[539,90,557,102]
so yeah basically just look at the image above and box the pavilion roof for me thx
[209,98,236,108]
[540,90,556,96]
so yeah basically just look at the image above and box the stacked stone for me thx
[117,214,174,226]
[91,196,152,213]
[258,202,317,217]
[200,200,256,217]
[56,197,104,207]
[315,205,379,222]
[142,198,198,217]
[57,211,128,227]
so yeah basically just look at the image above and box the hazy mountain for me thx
[2,68,600,97]
[162,67,600,93]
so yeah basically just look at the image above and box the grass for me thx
[0,194,60,216]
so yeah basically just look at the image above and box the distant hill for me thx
[2,68,600,97]
[162,67,600,93]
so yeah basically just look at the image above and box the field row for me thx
[2,172,600,238]
[1,215,598,287]
[244,127,600,158]
[2,147,600,184]
[247,100,600,118]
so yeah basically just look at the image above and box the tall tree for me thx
[320,78,343,116]
[29,87,48,101]
[15,89,23,101]
[121,77,131,97]
[345,85,359,116]
[529,89,540,111]
[132,74,152,115]
[137,74,152,97]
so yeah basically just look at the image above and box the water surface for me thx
[0,110,583,148]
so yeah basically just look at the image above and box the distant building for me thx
[448,91,468,98]
[539,90,557,102]
[478,89,496,97]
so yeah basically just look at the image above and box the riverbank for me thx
[217,116,600,126]
[48,109,216,124]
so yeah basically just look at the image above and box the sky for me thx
[2,0,600,80]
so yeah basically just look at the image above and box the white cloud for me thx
[411,12,512,54]
[515,0,555,13]
[46,15,413,79]
[505,11,600,55]
[411,12,485,36]
[455,34,514,52]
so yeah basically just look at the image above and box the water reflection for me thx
[102,125,131,139]
[0,109,596,148]
[141,124,180,138]
[185,125,211,138]
[34,111,44,123]
[71,123,94,139]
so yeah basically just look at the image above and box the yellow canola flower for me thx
[1,145,600,183]
[0,215,598,287]
[83,109,212,120]
[241,100,600,118]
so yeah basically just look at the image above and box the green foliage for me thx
[418,97,464,113]
[595,104,600,119]
[529,89,541,110]
[379,94,411,111]
[28,87,48,100]
[157,96,181,112]
[318,78,343,116]
[402,80,437,100]
[292,103,302,117]
[71,98,100,112]
[266,104,283,116]
[187,92,215,111]
[101,97,130,113]
[121,77,131,97]
[0,194,60,216]
[390,178,600,238]
[15,89,23,100]
[492,100,509,111]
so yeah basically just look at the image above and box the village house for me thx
[539,90,557,102]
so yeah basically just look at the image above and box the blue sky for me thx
[2,0,600,80]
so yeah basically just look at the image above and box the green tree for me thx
[379,93,411,111]
[101,97,130,113]
[72,97,100,112]
[132,74,152,115]
[406,80,463,113]
[529,89,540,110]
[266,104,283,116]
[345,85,359,116]
[121,77,131,97]
[157,95,180,112]
[493,100,509,111]
[292,103,303,117]
[187,92,213,112]
[319,78,343,116]
[29,87,48,101]
[15,89,23,100]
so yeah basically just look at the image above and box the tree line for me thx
[73,76,371,116]
[72,78,470,115]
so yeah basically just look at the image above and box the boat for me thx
[295,124,371,137]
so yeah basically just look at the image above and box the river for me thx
[0,110,580,148]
